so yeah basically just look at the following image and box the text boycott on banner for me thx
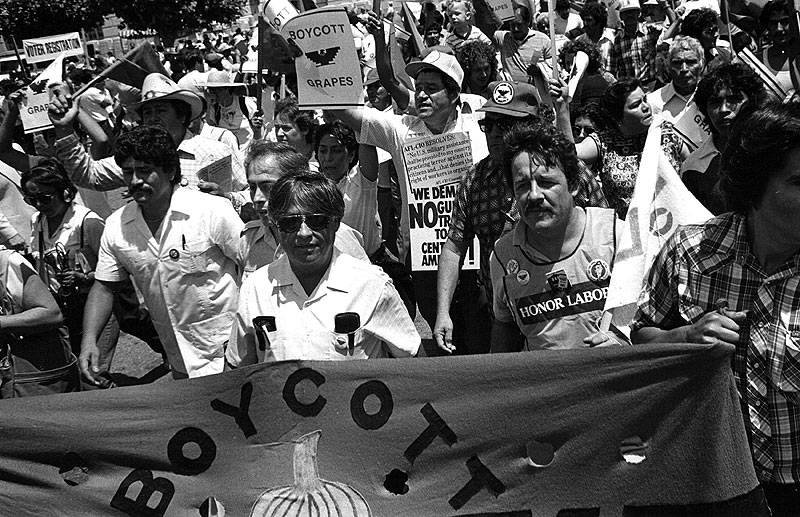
[281,8,364,109]
[22,32,83,64]
[0,345,759,515]
[402,132,480,270]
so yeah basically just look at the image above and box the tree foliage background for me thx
[109,0,246,45]
[0,0,108,39]
[0,0,246,44]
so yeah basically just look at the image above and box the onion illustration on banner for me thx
[250,430,372,516]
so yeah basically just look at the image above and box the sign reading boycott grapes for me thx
[0,345,759,515]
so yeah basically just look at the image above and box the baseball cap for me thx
[405,50,464,89]
[479,81,541,117]
[619,0,641,11]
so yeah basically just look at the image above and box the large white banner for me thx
[282,8,364,109]
[603,123,712,326]
[19,54,65,134]
[22,32,83,64]
[402,132,480,271]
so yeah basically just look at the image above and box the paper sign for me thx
[402,132,480,271]
[22,32,83,64]
[18,54,65,134]
[282,8,364,109]
[486,0,517,22]
[259,0,300,31]
[196,155,235,193]
[671,103,712,153]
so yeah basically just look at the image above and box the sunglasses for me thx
[275,213,332,233]
[23,193,57,206]
[478,118,516,133]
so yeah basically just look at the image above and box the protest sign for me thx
[282,8,364,109]
[671,103,712,153]
[603,123,712,326]
[260,0,300,30]
[240,25,297,75]
[22,32,83,64]
[0,345,759,515]
[402,132,479,271]
[485,0,516,23]
[18,54,65,134]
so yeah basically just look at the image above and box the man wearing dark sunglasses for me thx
[227,171,419,366]
[237,141,368,283]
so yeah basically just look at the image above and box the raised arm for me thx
[365,10,411,111]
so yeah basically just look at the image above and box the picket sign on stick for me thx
[566,50,589,102]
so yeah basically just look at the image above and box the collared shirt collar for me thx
[271,249,349,296]
[696,214,758,274]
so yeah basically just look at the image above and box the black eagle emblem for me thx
[28,79,48,94]
[305,47,340,67]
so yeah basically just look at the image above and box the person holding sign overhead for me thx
[328,48,487,338]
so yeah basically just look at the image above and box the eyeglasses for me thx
[572,125,595,138]
[478,118,516,133]
[23,193,57,206]
[275,213,333,233]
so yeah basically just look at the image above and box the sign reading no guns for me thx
[281,8,364,109]
[402,132,480,271]
[23,32,83,64]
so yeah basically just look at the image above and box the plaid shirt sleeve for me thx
[631,230,685,331]
[447,163,477,245]
[574,162,608,208]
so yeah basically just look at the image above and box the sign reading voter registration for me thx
[22,32,83,64]
[282,8,363,109]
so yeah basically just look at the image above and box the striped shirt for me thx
[633,213,800,483]
[445,25,492,52]
[494,29,553,83]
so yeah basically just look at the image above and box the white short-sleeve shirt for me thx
[96,189,244,377]
[227,250,420,366]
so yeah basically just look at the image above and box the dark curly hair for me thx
[503,121,581,192]
[759,0,793,31]
[455,40,498,90]
[274,96,317,145]
[559,39,603,74]
[680,8,719,43]
[314,121,359,170]
[114,125,181,185]
[601,77,640,124]
[580,1,607,25]
[694,63,766,133]
[21,158,78,201]
[721,101,800,214]
[268,171,345,222]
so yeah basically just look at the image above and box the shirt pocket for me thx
[178,239,214,276]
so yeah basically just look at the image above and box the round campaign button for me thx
[587,259,610,282]
[516,269,530,285]
[169,249,180,260]
[507,259,519,275]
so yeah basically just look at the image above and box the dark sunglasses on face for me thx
[23,192,57,206]
[478,118,515,133]
[573,125,595,138]
[275,213,332,233]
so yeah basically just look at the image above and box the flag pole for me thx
[9,35,31,81]
[548,0,560,78]
[256,17,267,112]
